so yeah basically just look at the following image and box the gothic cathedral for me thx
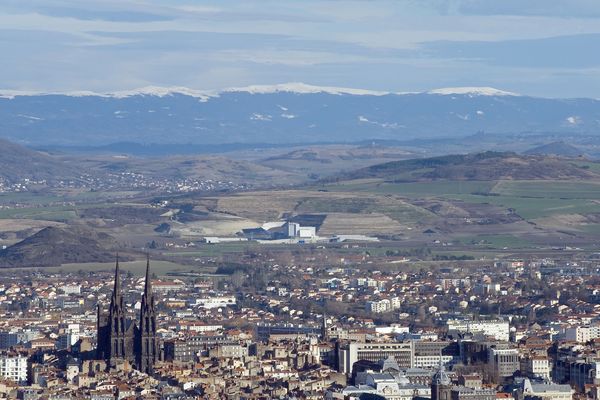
[97,256,159,374]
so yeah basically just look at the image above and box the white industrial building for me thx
[286,222,316,239]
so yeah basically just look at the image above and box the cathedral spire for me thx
[113,253,121,296]
[138,254,158,374]
[144,253,152,297]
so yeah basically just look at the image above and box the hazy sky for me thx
[1,0,599,97]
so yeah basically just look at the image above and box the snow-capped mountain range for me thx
[0,83,597,146]
[0,83,517,99]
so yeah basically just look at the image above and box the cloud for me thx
[456,0,600,18]
[422,33,600,69]
[1,0,600,97]
[37,7,173,23]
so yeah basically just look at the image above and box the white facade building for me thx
[447,319,510,341]
[338,342,413,375]
[525,356,551,381]
[413,355,455,369]
[60,285,81,295]
[193,296,236,309]
[565,325,600,343]
[366,299,391,314]
[0,354,28,383]
[286,222,316,239]
[488,348,519,382]
[366,298,401,314]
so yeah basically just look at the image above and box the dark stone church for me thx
[96,256,159,374]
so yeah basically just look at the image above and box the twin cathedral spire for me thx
[97,255,159,374]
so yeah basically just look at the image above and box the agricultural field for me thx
[454,234,536,249]
[450,194,600,220]
[323,179,600,221]
[490,180,600,199]
[198,190,427,225]
[317,212,405,235]
[318,179,497,197]
[0,205,80,221]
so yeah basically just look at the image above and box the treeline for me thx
[385,248,432,257]
[384,248,474,261]
[433,254,475,261]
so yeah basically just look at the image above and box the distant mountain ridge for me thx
[1,83,599,146]
[0,83,517,99]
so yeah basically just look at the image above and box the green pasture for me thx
[325,180,496,197]
[491,180,600,199]
[455,234,535,249]
[453,194,600,219]
[325,179,600,220]
[0,205,79,221]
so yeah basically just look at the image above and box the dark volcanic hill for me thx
[0,226,119,268]
[340,152,600,182]
[0,138,83,184]
[524,141,584,157]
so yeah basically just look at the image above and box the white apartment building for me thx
[565,325,600,343]
[193,296,236,309]
[0,354,28,383]
[526,356,551,381]
[447,319,510,341]
[153,280,186,293]
[367,299,391,314]
[60,285,81,295]
[366,298,401,314]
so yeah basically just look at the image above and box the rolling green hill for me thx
[339,152,598,182]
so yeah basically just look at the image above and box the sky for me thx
[1,0,599,97]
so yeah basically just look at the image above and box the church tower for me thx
[431,360,453,400]
[107,256,135,363]
[321,313,328,341]
[137,255,159,374]
[97,256,135,367]
[98,255,158,373]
